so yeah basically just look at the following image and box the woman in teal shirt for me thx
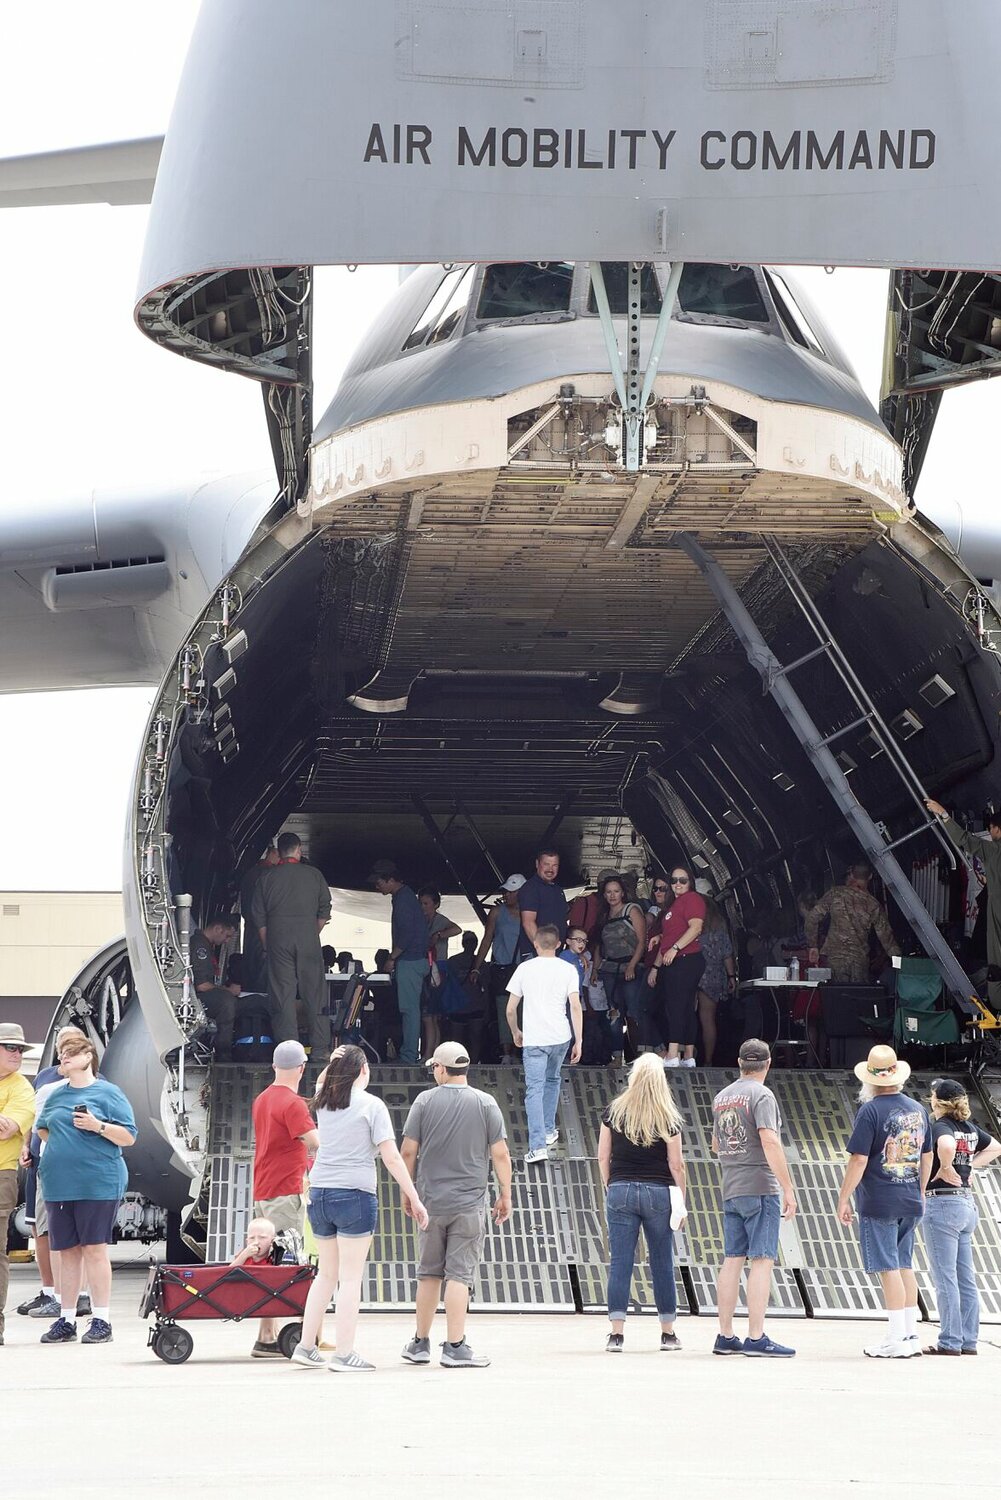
[36,1032,136,1347]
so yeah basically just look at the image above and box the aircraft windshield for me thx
[764,269,825,353]
[477,262,575,320]
[403,266,472,351]
[676,265,769,322]
[586,262,662,315]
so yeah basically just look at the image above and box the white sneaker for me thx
[665,1058,680,1069]
[524,1147,549,1164]
[290,1343,325,1369]
[328,1351,375,1372]
[681,1058,697,1068]
[545,1129,559,1146]
[864,1336,916,1359]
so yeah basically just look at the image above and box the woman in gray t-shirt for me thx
[295,1045,427,1372]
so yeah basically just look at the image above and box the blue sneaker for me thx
[743,1334,796,1358]
[40,1317,77,1344]
[712,1334,743,1356]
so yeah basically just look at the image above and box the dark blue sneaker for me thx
[743,1334,795,1358]
[40,1318,77,1344]
[712,1334,743,1356]
[81,1318,113,1345]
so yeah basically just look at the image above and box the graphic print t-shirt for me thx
[711,1078,781,1200]
[846,1093,932,1218]
[928,1117,992,1189]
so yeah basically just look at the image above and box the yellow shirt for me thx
[0,1069,36,1172]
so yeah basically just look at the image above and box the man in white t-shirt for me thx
[506,925,582,1164]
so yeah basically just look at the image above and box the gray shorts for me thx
[34,1193,48,1237]
[417,1208,486,1287]
[253,1195,304,1235]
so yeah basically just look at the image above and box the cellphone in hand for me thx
[73,1104,87,1116]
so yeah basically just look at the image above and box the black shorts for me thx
[46,1198,120,1251]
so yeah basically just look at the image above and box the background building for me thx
[0,891,124,1041]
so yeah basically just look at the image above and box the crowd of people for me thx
[3,833,998,1360]
[190,838,919,1075]
[3,1004,1000,1366]
[233,1027,1001,1369]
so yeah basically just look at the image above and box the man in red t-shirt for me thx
[249,1039,319,1357]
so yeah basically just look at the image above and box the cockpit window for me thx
[586,262,662,315]
[426,266,474,345]
[764,269,825,354]
[676,265,769,322]
[403,266,470,351]
[477,262,575,320]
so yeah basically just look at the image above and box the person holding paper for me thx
[597,1053,688,1353]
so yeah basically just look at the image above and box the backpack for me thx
[601,904,642,963]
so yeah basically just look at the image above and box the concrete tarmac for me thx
[5,1263,999,1498]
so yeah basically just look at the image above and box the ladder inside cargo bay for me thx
[678,531,978,1013]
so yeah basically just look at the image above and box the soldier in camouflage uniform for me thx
[806,864,900,984]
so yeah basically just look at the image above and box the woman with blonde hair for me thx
[922,1078,1001,1355]
[597,1053,687,1352]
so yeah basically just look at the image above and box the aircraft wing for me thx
[0,137,162,209]
[0,473,275,692]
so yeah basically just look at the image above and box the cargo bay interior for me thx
[168,506,1000,970]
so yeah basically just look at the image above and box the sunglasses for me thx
[670,877,690,885]
[653,885,669,894]
[0,1043,26,1054]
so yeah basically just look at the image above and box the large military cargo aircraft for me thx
[4,1,1001,1251]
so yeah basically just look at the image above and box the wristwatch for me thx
[99,1123,106,1136]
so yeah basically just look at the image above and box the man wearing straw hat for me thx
[0,1021,39,1344]
[837,1044,933,1358]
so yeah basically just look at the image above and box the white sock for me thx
[60,1305,77,1324]
[92,1306,110,1322]
[888,1309,906,1341]
[41,1286,55,1298]
[904,1305,918,1337]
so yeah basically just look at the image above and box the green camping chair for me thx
[892,956,961,1054]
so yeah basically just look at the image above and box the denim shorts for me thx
[307,1187,378,1239]
[858,1214,920,1273]
[722,1193,781,1260]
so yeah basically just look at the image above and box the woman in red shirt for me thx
[645,868,706,1067]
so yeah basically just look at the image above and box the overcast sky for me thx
[0,2,996,891]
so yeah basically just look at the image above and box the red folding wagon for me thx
[140,1260,315,1363]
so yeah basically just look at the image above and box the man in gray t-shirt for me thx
[400,1042,512,1368]
[710,1039,797,1358]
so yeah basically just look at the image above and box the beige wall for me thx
[0,891,124,997]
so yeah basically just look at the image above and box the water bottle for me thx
[789,957,800,982]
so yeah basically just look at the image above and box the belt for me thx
[927,1187,971,1196]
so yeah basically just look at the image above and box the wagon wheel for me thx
[153,1324,194,1364]
[278,1322,303,1360]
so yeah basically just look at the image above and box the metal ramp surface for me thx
[198,1062,1001,1318]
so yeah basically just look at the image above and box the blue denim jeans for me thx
[522,1042,567,1150]
[395,959,426,1064]
[605,1181,677,1321]
[922,1193,980,1351]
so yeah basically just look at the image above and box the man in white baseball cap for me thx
[400,1042,511,1367]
